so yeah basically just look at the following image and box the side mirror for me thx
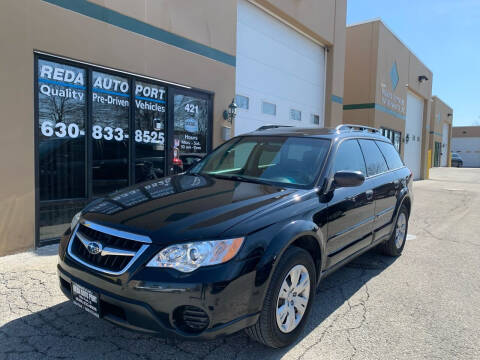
[333,170,365,188]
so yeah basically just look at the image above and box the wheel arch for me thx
[401,196,412,216]
[289,235,323,282]
[256,220,326,288]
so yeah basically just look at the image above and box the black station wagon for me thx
[58,124,413,348]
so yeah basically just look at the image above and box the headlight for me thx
[70,211,82,231]
[146,237,244,273]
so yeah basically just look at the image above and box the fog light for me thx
[173,305,209,333]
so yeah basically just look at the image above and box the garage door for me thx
[235,0,326,135]
[404,91,424,179]
[441,122,449,166]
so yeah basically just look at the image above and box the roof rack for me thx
[336,124,382,134]
[256,125,294,131]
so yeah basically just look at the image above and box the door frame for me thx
[434,141,441,167]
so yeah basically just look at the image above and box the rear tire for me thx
[245,246,316,348]
[381,205,409,256]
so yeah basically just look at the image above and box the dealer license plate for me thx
[71,282,100,318]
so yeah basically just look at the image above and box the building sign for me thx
[91,71,130,195]
[380,61,406,116]
[134,80,167,180]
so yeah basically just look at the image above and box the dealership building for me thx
[343,20,434,180]
[0,0,347,255]
[452,126,480,168]
[429,96,453,167]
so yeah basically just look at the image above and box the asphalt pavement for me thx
[1,167,479,359]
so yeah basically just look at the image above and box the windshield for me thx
[190,136,330,188]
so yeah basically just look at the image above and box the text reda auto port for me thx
[39,64,166,102]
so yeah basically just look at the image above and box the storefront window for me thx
[38,59,87,200]
[37,59,87,241]
[393,132,401,152]
[35,55,212,244]
[381,128,401,153]
[134,80,167,182]
[173,94,209,173]
[91,71,130,195]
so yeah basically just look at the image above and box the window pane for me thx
[376,141,404,170]
[262,101,276,115]
[290,109,301,121]
[37,59,87,241]
[311,114,320,125]
[393,131,401,152]
[38,59,87,200]
[334,139,367,175]
[173,94,209,173]
[91,71,130,195]
[134,80,167,183]
[235,95,249,110]
[358,139,388,176]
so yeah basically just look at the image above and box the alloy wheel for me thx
[395,212,407,249]
[276,264,310,333]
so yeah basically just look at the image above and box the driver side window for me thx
[334,139,367,175]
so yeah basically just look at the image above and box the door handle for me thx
[366,190,373,201]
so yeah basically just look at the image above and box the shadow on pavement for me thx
[0,249,397,359]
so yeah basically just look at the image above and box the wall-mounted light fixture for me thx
[223,98,238,123]
[405,134,410,143]
[447,113,453,117]
[418,75,429,83]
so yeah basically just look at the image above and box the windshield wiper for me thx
[205,173,272,185]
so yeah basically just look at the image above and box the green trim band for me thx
[343,103,406,120]
[331,95,343,104]
[343,103,375,110]
[42,0,236,67]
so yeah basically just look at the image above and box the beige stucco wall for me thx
[344,21,378,112]
[343,20,433,178]
[429,96,453,166]
[452,126,480,138]
[0,0,237,255]
[89,0,237,56]
[326,0,347,127]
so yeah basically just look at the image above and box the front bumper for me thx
[57,247,264,340]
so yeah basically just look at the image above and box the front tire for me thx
[245,246,316,348]
[381,205,409,256]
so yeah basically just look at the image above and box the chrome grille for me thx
[67,221,151,275]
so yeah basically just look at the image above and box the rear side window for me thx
[334,139,367,175]
[375,141,404,170]
[358,139,388,176]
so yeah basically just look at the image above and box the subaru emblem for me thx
[87,241,103,255]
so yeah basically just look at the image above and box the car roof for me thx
[243,126,390,142]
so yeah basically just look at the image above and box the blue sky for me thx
[347,0,480,126]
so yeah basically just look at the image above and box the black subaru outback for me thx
[58,124,412,348]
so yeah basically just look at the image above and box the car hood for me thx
[81,174,299,244]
